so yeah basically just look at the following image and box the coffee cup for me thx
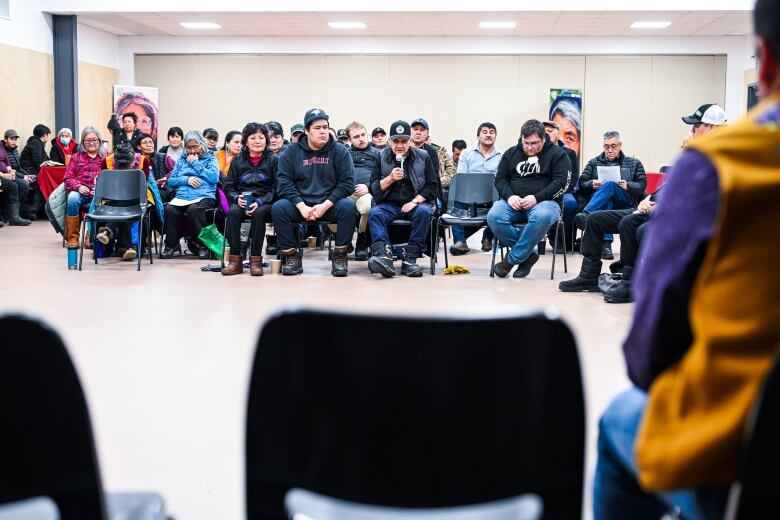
[307,236,317,248]
[270,259,281,274]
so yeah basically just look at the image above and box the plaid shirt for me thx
[64,151,104,192]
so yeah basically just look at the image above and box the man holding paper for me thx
[574,131,647,259]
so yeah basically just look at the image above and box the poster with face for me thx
[549,89,583,158]
[113,85,159,145]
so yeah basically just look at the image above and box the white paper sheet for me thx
[597,165,621,183]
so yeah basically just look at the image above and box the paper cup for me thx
[307,236,317,248]
[270,259,282,274]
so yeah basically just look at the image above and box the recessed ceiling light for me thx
[479,21,516,29]
[179,22,221,30]
[328,22,367,29]
[630,21,671,29]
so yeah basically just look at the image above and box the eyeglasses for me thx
[603,143,621,150]
[83,139,100,144]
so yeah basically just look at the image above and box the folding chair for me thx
[437,173,498,269]
[79,169,151,271]
[246,309,585,519]
[0,314,167,520]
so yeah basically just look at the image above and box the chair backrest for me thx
[93,169,146,206]
[446,173,498,210]
[0,314,107,520]
[246,310,585,520]
[285,488,543,520]
[726,347,780,520]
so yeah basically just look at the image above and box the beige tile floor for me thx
[0,221,633,519]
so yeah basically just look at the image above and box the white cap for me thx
[682,104,727,126]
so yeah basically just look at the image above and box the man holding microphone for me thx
[367,120,438,278]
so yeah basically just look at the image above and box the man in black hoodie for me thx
[272,108,356,277]
[487,119,571,278]
[19,124,51,219]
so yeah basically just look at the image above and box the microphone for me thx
[395,153,405,177]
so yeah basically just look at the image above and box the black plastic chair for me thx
[489,198,568,280]
[724,347,780,520]
[438,173,498,269]
[0,314,167,520]
[245,309,585,520]
[79,169,150,271]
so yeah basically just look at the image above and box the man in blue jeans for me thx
[574,131,646,259]
[449,122,502,256]
[488,119,570,278]
[367,120,437,278]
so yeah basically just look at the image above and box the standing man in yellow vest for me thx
[593,0,780,517]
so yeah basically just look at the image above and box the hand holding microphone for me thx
[390,153,405,182]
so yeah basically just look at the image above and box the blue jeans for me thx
[368,202,432,252]
[585,182,634,242]
[563,193,577,222]
[451,202,494,244]
[487,199,560,265]
[594,388,729,520]
[66,191,91,217]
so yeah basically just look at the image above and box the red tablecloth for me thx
[38,166,67,201]
[646,171,666,195]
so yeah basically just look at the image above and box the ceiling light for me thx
[479,21,516,29]
[328,22,367,29]
[630,21,671,29]
[180,22,221,30]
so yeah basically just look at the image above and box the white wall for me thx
[118,34,752,123]
[78,23,119,69]
[0,0,52,54]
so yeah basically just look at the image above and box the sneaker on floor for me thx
[121,247,137,261]
[96,227,114,245]
[493,259,514,278]
[601,243,614,260]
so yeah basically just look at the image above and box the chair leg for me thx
[78,220,86,271]
[147,214,154,265]
[490,236,498,277]
[561,221,568,273]
[442,224,450,269]
[137,219,142,271]
[430,218,436,275]
[221,226,227,269]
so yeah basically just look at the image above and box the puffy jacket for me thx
[350,145,380,186]
[578,151,647,206]
[224,150,278,206]
[167,152,220,201]
[277,134,354,206]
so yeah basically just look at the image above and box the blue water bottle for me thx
[67,248,78,270]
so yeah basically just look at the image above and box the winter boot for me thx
[401,245,423,277]
[368,241,396,278]
[604,265,634,303]
[221,255,244,276]
[249,255,264,276]
[354,232,369,261]
[265,234,279,256]
[331,245,349,277]
[558,257,602,292]
[8,203,31,226]
[66,216,81,248]
[513,251,540,278]
[281,247,303,276]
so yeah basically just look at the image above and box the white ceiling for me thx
[76,11,753,38]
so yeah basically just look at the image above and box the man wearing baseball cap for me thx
[371,127,388,149]
[411,117,454,191]
[680,103,727,148]
[336,129,350,145]
[367,120,437,278]
[272,107,356,277]
[0,128,31,226]
[290,124,304,144]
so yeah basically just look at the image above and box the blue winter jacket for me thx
[167,153,220,201]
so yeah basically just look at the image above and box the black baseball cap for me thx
[371,127,386,137]
[410,118,429,130]
[336,129,348,139]
[304,108,329,128]
[389,121,411,140]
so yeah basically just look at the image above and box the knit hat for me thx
[304,108,329,128]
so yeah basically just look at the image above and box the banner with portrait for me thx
[113,85,160,146]
[549,89,583,158]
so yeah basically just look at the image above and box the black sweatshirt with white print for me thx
[494,136,571,203]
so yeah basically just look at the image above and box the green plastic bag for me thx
[198,224,225,260]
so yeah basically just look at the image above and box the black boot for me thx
[354,232,369,261]
[401,245,423,277]
[368,241,396,278]
[331,245,349,277]
[281,247,303,276]
[513,251,540,278]
[559,257,602,292]
[604,265,633,303]
[265,234,279,256]
[601,242,614,260]
[7,203,31,226]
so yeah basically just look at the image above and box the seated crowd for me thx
[5,101,724,295]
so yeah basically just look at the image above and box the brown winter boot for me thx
[221,255,244,276]
[249,255,264,276]
[66,216,80,248]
